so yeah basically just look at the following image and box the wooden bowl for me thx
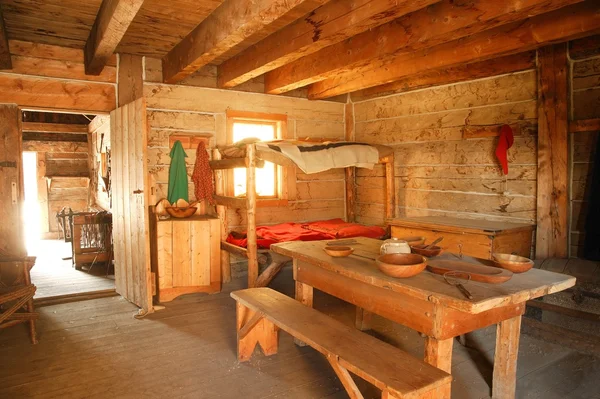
[376,253,427,278]
[492,253,534,273]
[411,244,442,257]
[323,246,354,257]
[166,207,197,218]
[397,236,426,246]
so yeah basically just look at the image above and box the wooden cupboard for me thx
[151,214,221,302]
[388,216,535,259]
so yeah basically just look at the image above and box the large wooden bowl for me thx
[376,253,427,278]
[411,244,442,257]
[166,206,197,218]
[492,253,534,273]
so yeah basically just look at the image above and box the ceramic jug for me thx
[380,238,411,255]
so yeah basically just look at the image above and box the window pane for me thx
[232,122,277,197]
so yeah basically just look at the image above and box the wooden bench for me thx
[231,288,451,399]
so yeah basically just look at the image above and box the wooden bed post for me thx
[213,149,231,283]
[246,144,258,288]
[345,167,356,223]
[384,153,395,221]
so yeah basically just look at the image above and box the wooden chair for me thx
[231,288,451,399]
[0,258,38,344]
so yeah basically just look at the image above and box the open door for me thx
[0,104,25,259]
[110,98,153,314]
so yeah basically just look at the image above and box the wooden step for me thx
[231,287,451,399]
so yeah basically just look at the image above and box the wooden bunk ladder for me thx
[210,144,291,288]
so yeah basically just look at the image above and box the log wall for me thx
[570,54,600,257]
[352,70,538,226]
[142,63,346,232]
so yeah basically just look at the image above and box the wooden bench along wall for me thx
[231,288,451,399]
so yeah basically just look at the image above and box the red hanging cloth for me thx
[191,141,215,204]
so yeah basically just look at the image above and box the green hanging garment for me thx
[167,140,189,204]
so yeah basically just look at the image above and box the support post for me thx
[355,307,372,331]
[294,278,313,347]
[492,316,522,399]
[384,154,395,221]
[536,43,568,259]
[424,337,453,374]
[213,149,231,283]
[246,144,258,288]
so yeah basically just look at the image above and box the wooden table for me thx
[271,238,576,399]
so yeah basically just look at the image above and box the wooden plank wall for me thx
[143,59,346,233]
[569,53,600,257]
[0,104,25,258]
[89,115,111,211]
[0,40,116,113]
[22,140,89,233]
[351,70,538,226]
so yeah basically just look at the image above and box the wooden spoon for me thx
[424,237,443,250]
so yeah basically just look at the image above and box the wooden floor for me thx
[30,240,115,301]
[0,267,598,399]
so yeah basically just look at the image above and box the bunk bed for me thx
[209,140,396,288]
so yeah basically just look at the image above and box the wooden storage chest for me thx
[388,216,535,259]
[151,214,221,302]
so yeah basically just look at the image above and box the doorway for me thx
[21,111,116,304]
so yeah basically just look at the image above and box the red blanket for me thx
[226,218,385,249]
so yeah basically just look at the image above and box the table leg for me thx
[424,337,454,373]
[492,316,522,399]
[294,281,313,347]
[355,307,372,331]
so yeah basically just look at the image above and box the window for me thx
[232,121,278,198]
[226,110,293,204]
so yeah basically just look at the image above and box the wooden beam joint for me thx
[84,0,144,75]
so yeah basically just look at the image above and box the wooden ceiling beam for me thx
[23,132,88,143]
[308,1,600,99]
[84,0,145,75]
[0,5,11,69]
[217,0,439,89]
[22,122,89,134]
[265,0,583,95]
[351,52,537,102]
[162,0,330,84]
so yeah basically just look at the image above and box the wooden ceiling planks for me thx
[116,0,225,57]
[0,0,102,49]
[161,0,329,84]
[265,0,584,95]
[217,0,439,89]
[308,1,600,99]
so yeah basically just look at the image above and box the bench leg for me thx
[355,307,372,331]
[236,302,278,362]
[294,281,313,347]
[424,337,453,373]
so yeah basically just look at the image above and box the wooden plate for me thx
[427,259,513,284]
